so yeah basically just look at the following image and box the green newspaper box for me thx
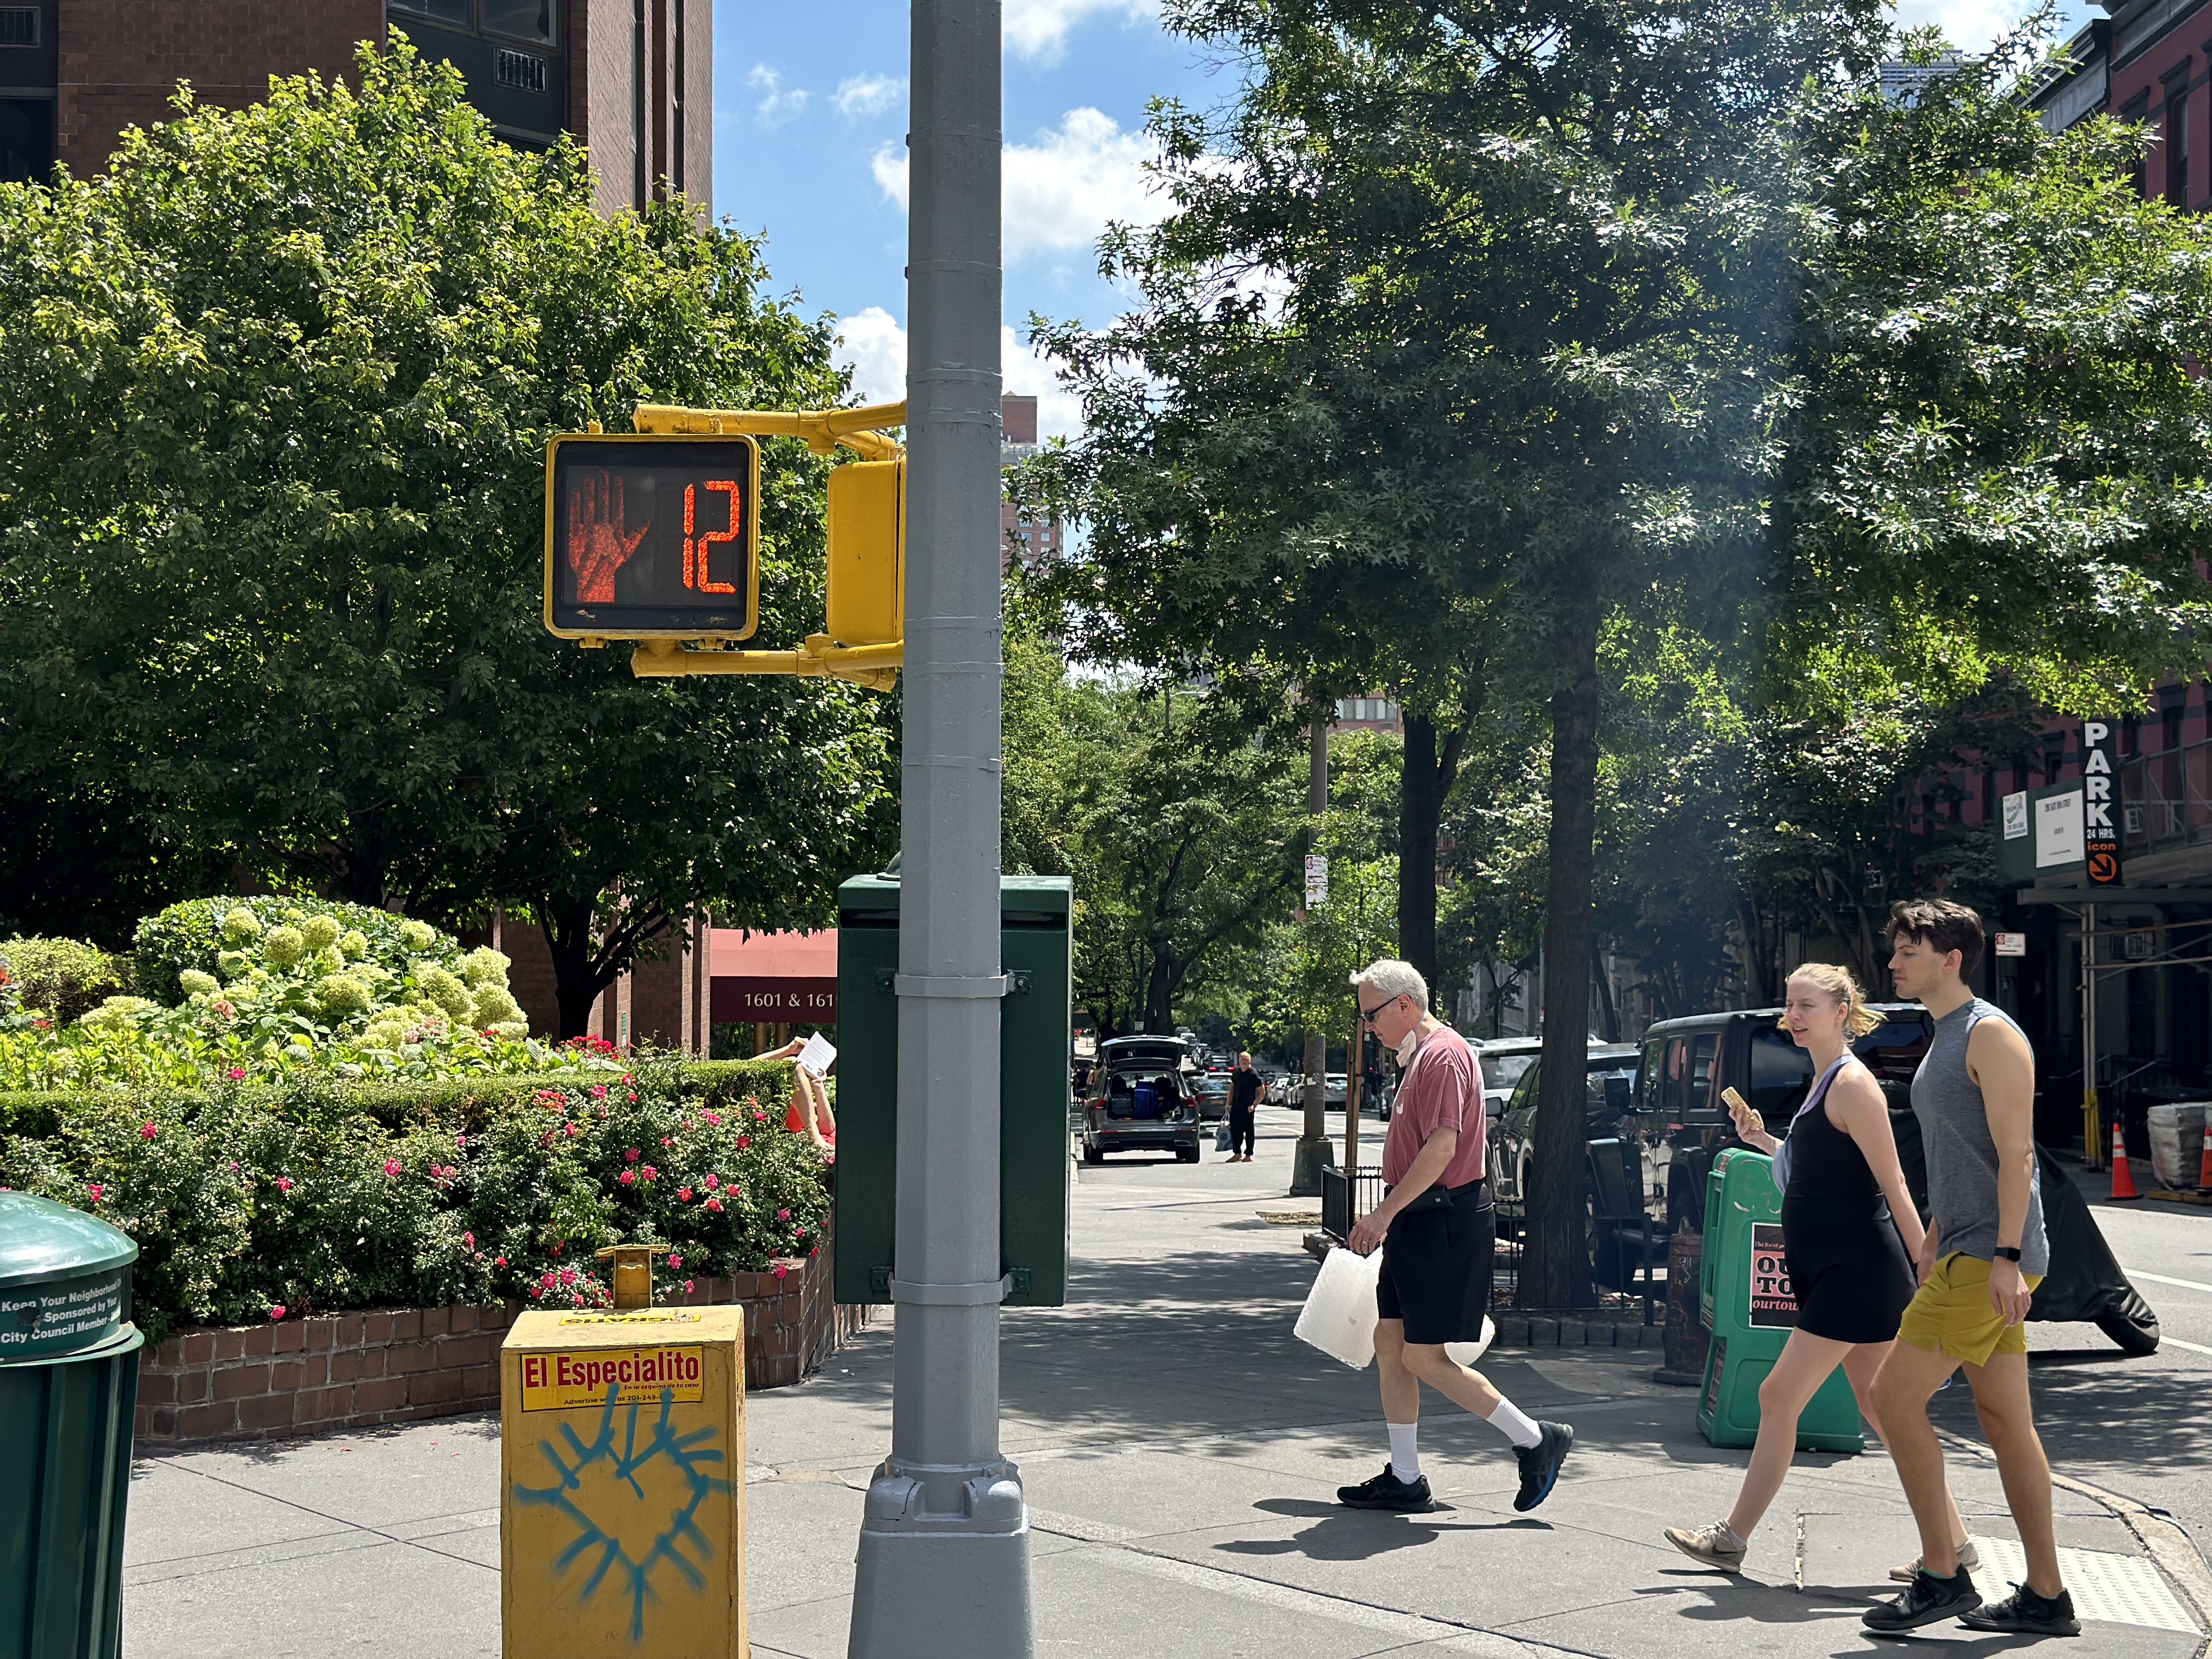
[833,872,1073,1307]
[1695,1148,1864,1452]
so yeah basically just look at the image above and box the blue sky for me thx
[709,0,2096,439]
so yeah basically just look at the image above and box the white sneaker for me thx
[1664,1520,1747,1572]
[1888,1537,1979,1584]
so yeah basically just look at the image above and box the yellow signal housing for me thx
[827,459,905,647]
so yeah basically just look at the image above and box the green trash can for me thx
[1694,1148,1863,1452]
[1,1191,144,1659]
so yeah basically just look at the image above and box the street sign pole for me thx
[847,1,1032,1655]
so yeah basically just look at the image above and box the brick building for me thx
[0,0,710,218]
[1001,393,1063,571]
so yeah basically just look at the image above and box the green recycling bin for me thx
[1695,1148,1863,1452]
[1,1191,144,1659]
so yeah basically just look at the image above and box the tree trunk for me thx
[1523,622,1602,1310]
[1590,937,1620,1042]
[1398,714,1443,992]
[540,895,612,1040]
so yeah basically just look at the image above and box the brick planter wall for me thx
[134,1231,868,1447]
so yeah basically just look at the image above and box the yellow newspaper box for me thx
[501,1306,747,1657]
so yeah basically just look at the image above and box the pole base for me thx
[848,1459,1035,1659]
[1287,1136,1336,1198]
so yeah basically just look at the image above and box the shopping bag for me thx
[1445,1318,1497,1368]
[1294,1246,1383,1369]
[1216,1122,1234,1152]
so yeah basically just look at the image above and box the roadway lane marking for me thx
[2160,1335,2212,1357]
[2126,1269,2212,1295]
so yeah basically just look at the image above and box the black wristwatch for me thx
[1993,1246,2023,1263]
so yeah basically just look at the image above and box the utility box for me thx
[500,1306,747,1658]
[1695,1149,1863,1452]
[0,1193,142,1659]
[834,872,1073,1307]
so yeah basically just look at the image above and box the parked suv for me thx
[1081,1036,1202,1163]
[1488,1046,1650,1236]
[1636,1004,1935,1232]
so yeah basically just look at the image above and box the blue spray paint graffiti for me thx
[512,1384,732,1643]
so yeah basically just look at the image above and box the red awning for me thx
[710,929,837,1023]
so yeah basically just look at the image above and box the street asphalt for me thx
[120,1103,2212,1658]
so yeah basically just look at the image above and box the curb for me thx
[1937,1426,2212,1653]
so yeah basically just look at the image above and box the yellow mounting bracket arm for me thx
[633,400,907,461]
[624,401,907,687]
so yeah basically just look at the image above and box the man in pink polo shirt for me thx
[1337,958,1573,1514]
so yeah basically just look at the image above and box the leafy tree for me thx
[0,38,896,1032]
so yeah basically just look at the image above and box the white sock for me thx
[1387,1421,1420,1483]
[1487,1398,1543,1449]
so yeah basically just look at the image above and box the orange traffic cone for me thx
[2110,1122,2140,1201]
[2197,1120,2212,1193]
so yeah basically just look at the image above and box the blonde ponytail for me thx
[1779,963,1884,1037]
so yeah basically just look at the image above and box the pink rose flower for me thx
[495,1255,507,1267]
[276,1177,293,1193]
[618,1170,636,1186]
[225,1065,245,1080]
[641,1166,657,1182]
[703,1174,719,1190]
[678,1186,693,1202]
[736,1135,752,1150]
[140,1123,158,1141]
[776,1208,791,1221]
[462,1231,475,1249]
[684,1279,695,1293]
[773,1264,789,1280]
[564,1123,579,1137]
[703,1198,724,1214]
[87,1183,104,1203]
[590,1085,608,1100]
[383,1159,402,1177]
[269,1305,286,1321]
[625,1148,640,1163]
[668,1254,683,1269]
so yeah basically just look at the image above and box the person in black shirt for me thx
[1226,1052,1262,1161]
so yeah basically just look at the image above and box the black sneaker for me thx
[1335,1463,1435,1512]
[1863,1566,1982,1633]
[1513,1421,1573,1512]
[1961,1583,2081,1637]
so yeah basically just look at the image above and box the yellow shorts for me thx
[1896,1251,2042,1368]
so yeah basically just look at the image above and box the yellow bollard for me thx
[500,1290,747,1658]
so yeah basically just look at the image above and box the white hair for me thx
[1353,958,1429,1012]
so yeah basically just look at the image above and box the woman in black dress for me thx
[1664,965,1969,1573]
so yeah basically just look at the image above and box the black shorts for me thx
[1376,1180,1494,1345]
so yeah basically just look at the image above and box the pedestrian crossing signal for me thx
[543,434,761,640]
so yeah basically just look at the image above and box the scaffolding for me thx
[2015,887,2212,1168]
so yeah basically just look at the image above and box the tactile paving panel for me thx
[1971,1536,2201,1633]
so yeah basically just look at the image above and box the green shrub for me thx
[0,1057,817,1340]
[133,896,462,1003]
[0,937,126,1024]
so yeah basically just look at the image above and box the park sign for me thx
[2082,719,2123,886]
[543,433,761,641]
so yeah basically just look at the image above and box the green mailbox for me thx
[1695,1148,1864,1452]
[834,872,1073,1307]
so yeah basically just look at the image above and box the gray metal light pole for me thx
[847,1,1031,1655]
[1291,716,1333,1195]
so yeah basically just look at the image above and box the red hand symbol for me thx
[567,472,649,603]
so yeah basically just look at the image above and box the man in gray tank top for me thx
[1863,900,2075,1638]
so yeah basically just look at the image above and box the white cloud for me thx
[871,109,1162,263]
[1005,0,1156,66]
[747,64,810,129]
[834,307,910,408]
[834,73,906,120]
[833,307,1085,441]
[1891,0,2064,48]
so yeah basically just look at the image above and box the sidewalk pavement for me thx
[121,1117,2212,1659]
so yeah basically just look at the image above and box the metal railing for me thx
[2120,738,2212,853]
[1319,1164,1385,1241]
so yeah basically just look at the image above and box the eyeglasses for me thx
[1358,995,1403,1028]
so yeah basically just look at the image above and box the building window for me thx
[481,0,556,46]
[391,0,473,24]
[0,8,38,47]
[0,97,52,184]
[2168,91,2191,208]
